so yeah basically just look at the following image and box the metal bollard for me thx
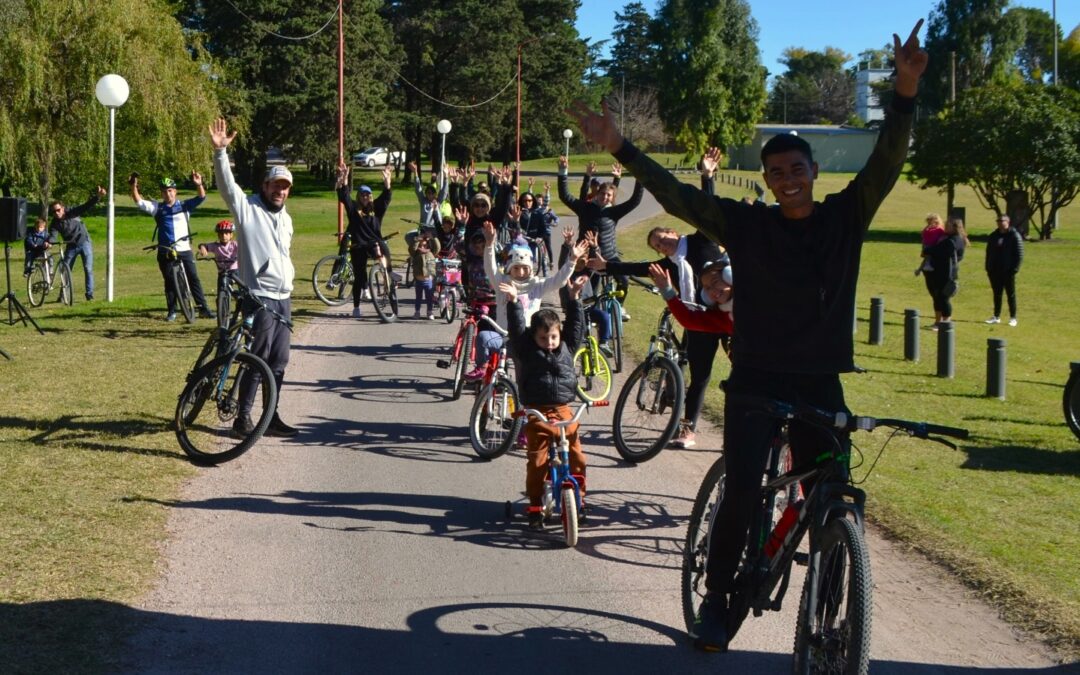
[904,309,920,361]
[936,320,955,378]
[986,338,1007,399]
[868,297,884,345]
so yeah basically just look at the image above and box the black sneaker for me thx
[199,307,216,319]
[526,507,545,531]
[692,593,730,652]
[265,414,298,438]
[231,414,255,439]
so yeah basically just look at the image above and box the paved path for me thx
[120,180,1067,673]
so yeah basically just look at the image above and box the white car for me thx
[353,147,405,167]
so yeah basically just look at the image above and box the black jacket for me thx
[49,193,100,247]
[614,95,915,374]
[604,231,723,305]
[985,227,1024,276]
[338,185,391,244]
[508,298,584,406]
[558,173,644,260]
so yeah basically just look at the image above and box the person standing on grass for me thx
[48,185,105,301]
[129,172,215,321]
[336,159,393,318]
[209,117,298,439]
[568,20,927,653]
[984,214,1024,327]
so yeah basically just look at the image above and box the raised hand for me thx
[611,162,622,178]
[507,203,522,222]
[585,160,596,176]
[893,19,928,97]
[562,225,575,245]
[209,118,237,149]
[558,156,568,171]
[648,262,671,290]
[407,160,417,174]
[701,147,722,176]
[482,220,496,245]
[570,236,589,261]
[381,164,393,186]
[568,274,588,300]
[566,99,624,154]
[454,204,468,221]
[96,185,107,197]
[191,171,204,187]
[586,249,607,271]
[499,281,518,303]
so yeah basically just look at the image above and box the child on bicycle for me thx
[558,230,613,356]
[23,217,51,276]
[197,219,239,294]
[503,277,589,530]
[408,227,441,319]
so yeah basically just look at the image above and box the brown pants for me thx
[524,404,586,504]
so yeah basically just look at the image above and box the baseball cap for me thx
[265,165,293,185]
[358,185,373,194]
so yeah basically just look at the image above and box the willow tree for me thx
[0,0,219,211]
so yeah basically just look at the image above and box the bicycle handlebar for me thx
[229,279,293,332]
[142,233,197,251]
[515,399,609,425]
[627,275,660,295]
[477,313,508,336]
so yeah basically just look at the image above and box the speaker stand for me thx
[1,242,43,335]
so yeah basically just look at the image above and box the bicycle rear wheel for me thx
[370,263,398,323]
[312,255,353,306]
[1064,369,1080,442]
[57,261,73,305]
[793,517,872,675]
[574,344,612,402]
[612,357,684,463]
[175,351,277,464]
[26,261,47,307]
[682,454,727,635]
[610,300,624,373]
[173,264,196,323]
[469,376,522,460]
[451,322,475,401]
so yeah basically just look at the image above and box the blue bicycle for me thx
[506,400,608,547]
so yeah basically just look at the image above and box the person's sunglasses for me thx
[471,202,488,208]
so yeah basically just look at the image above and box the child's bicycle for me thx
[436,300,490,400]
[573,292,615,403]
[174,279,293,464]
[506,400,609,547]
[143,234,198,323]
[594,274,626,373]
[433,257,463,324]
[681,395,968,670]
[25,242,73,307]
[467,315,523,460]
[312,233,354,306]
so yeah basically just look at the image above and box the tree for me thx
[1007,7,1060,84]
[909,83,1080,240]
[1058,23,1080,89]
[766,47,853,124]
[601,2,659,92]
[0,0,219,211]
[605,86,666,150]
[650,0,766,156]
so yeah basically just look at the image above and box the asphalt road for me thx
[120,180,1066,673]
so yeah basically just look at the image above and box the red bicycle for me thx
[436,301,492,400]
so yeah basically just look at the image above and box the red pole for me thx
[516,45,522,169]
[337,0,345,236]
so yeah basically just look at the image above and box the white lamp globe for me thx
[562,128,573,139]
[437,119,452,135]
[95,74,129,108]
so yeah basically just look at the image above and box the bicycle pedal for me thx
[793,552,809,566]
[435,359,451,369]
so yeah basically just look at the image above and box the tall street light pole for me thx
[437,119,452,188]
[337,0,345,236]
[516,35,543,168]
[95,74,129,303]
[563,128,573,158]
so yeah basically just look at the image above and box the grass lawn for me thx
[0,155,1077,669]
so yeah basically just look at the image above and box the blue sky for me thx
[576,1,1080,81]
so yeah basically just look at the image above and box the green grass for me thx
[614,169,1080,658]
[0,160,1077,669]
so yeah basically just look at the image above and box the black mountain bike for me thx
[175,279,292,464]
[143,234,197,323]
[682,396,967,673]
[1065,364,1080,442]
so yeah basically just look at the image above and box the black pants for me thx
[683,330,723,430]
[349,239,390,306]
[239,296,291,417]
[988,271,1017,318]
[157,249,209,312]
[923,268,952,318]
[705,366,849,595]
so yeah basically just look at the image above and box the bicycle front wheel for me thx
[469,376,522,460]
[612,357,684,463]
[370,263,398,323]
[610,301,625,373]
[682,454,728,635]
[26,261,47,307]
[173,264,196,323]
[1064,369,1080,442]
[175,351,278,464]
[561,485,579,547]
[57,261,73,305]
[793,517,872,675]
[574,343,612,402]
[312,255,353,306]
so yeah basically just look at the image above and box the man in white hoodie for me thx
[210,118,298,438]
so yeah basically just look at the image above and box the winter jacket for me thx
[508,298,584,406]
[985,227,1024,276]
[558,172,643,260]
[483,239,577,334]
[49,193,99,247]
[408,235,441,279]
[214,148,295,300]
[338,185,391,244]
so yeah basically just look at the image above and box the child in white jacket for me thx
[466,221,588,380]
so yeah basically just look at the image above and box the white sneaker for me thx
[351,306,362,318]
[985,316,1000,324]
[621,310,631,321]
[1008,317,1017,327]
[361,289,371,301]
[428,313,436,321]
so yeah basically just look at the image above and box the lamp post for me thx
[562,128,573,158]
[95,74,129,303]
[437,119,452,183]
